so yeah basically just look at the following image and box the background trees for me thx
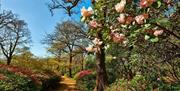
[43,21,87,77]
[0,11,31,65]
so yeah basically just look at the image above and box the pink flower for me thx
[125,16,133,25]
[89,20,101,28]
[111,32,126,43]
[140,0,148,8]
[115,0,126,13]
[110,26,114,30]
[117,14,126,24]
[93,38,103,45]
[140,0,156,8]
[81,7,94,18]
[153,30,164,36]
[135,14,145,24]
[157,78,161,81]
[135,13,149,24]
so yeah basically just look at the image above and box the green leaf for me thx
[150,37,159,42]
[157,1,161,8]
[156,17,171,28]
[121,25,127,28]
[157,18,169,24]
[145,35,150,40]
[144,24,151,28]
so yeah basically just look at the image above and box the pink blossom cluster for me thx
[0,74,6,80]
[114,0,151,25]
[0,64,50,85]
[110,32,126,43]
[117,14,133,24]
[116,12,149,25]
[153,30,164,36]
[93,38,103,45]
[145,29,164,36]
[76,70,92,79]
[115,0,126,13]
[85,38,103,52]
[89,20,102,28]
[140,0,156,8]
[135,13,149,24]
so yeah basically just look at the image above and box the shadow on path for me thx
[53,76,80,91]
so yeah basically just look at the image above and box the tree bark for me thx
[94,2,108,89]
[7,57,12,65]
[69,53,73,78]
[94,31,108,91]
[94,45,108,91]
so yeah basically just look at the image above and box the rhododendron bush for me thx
[0,64,60,91]
[74,70,92,79]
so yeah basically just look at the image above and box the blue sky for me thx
[1,0,90,57]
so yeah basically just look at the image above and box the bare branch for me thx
[48,0,82,16]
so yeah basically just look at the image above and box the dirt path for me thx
[53,76,79,91]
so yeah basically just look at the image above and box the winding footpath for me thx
[53,76,80,91]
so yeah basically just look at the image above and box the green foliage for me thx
[0,69,37,91]
[150,37,159,42]
[84,55,96,70]
[12,58,61,72]
[105,59,121,84]
[40,75,60,91]
[0,63,61,91]
[107,74,180,91]
[75,55,96,91]
[76,73,96,91]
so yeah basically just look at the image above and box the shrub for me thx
[106,74,180,91]
[0,64,61,91]
[0,69,37,91]
[76,71,96,91]
[74,70,92,80]
[40,75,60,91]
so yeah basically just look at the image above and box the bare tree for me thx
[0,11,16,29]
[0,11,30,65]
[43,21,87,77]
[48,0,82,16]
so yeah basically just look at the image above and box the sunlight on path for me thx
[53,76,80,91]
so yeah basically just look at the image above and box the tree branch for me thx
[152,23,180,39]
[48,0,81,16]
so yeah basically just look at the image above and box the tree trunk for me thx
[81,56,84,71]
[93,1,108,90]
[94,45,108,91]
[69,54,72,78]
[7,57,12,65]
